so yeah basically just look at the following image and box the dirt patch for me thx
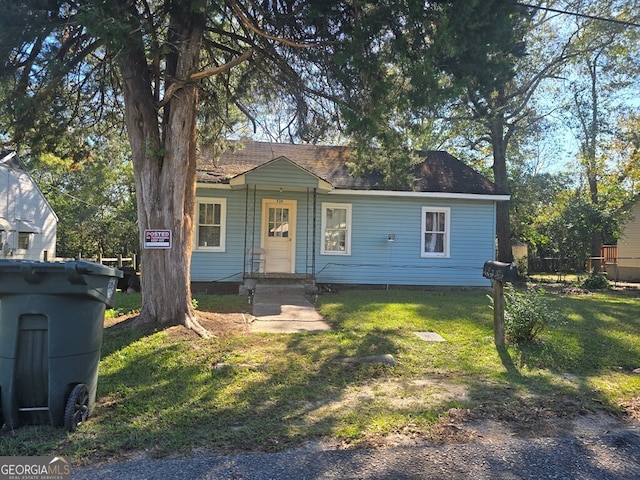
[173,311,252,339]
[621,397,640,420]
[104,311,252,339]
[354,401,640,450]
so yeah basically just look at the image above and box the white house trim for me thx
[329,189,510,201]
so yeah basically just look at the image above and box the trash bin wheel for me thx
[64,384,90,432]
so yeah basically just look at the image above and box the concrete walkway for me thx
[248,284,332,333]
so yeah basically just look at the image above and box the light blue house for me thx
[191,141,509,292]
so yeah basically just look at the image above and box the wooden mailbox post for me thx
[482,261,518,347]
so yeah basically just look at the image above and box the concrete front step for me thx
[254,283,305,296]
[240,278,317,296]
[250,282,328,329]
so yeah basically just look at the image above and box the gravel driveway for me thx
[73,425,640,479]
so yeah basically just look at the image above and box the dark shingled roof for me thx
[197,141,499,195]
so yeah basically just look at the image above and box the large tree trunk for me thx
[490,115,514,263]
[586,57,602,273]
[118,6,210,337]
[588,175,603,272]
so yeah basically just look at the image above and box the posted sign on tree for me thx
[144,229,172,249]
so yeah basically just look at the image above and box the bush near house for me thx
[503,287,565,344]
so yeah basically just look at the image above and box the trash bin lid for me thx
[0,260,124,306]
[0,260,123,277]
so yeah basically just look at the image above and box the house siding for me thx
[0,162,57,260]
[191,188,248,282]
[615,202,640,281]
[314,193,494,287]
[243,158,322,189]
[191,185,496,287]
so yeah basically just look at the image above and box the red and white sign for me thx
[144,229,172,249]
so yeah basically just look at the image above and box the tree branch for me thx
[190,47,253,81]
[230,0,320,49]
[156,48,253,108]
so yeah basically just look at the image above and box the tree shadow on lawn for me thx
[514,293,640,374]
[60,319,409,461]
[11,290,633,462]
[101,315,148,357]
[470,290,640,423]
[454,345,627,440]
[318,289,630,425]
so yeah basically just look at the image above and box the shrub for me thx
[503,287,563,344]
[577,272,610,290]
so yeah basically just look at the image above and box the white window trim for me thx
[321,202,352,256]
[421,206,450,258]
[195,198,226,252]
[17,232,31,251]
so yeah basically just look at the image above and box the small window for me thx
[421,207,450,257]
[268,206,289,238]
[17,232,31,250]
[195,198,226,251]
[322,203,351,255]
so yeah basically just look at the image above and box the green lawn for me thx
[1,288,639,464]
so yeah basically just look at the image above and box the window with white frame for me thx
[421,207,450,257]
[321,203,351,255]
[17,232,31,250]
[195,198,226,251]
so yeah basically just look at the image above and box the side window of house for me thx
[421,207,450,257]
[17,232,30,250]
[196,198,226,251]
[321,203,352,255]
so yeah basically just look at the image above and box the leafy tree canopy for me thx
[0,0,521,181]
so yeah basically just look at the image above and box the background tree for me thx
[434,1,590,263]
[27,137,138,259]
[431,0,640,266]
[555,1,640,270]
[611,113,640,198]
[509,167,572,259]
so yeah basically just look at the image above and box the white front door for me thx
[262,199,296,273]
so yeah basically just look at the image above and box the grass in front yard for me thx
[1,288,639,464]
[104,292,141,318]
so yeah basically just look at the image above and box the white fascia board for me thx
[328,189,511,201]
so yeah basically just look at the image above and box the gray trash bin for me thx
[0,260,123,431]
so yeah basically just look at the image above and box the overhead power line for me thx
[515,2,640,28]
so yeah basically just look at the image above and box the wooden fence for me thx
[51,253,138,270]
[601,245,618,264]
[587,245,618,273]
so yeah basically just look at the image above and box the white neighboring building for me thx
[0,150,58,261]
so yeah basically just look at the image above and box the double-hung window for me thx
[321,203,351,255]
[17,232,31,250]
[195,198,226,251]
[421,206,450,257]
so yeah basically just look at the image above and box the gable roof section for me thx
[0,150,59,222]
[197,140,503,197]
[229,156,333,192]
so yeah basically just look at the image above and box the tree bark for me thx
[119,5,211,337]
[490,113,514,263]
[585,55,602,272]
